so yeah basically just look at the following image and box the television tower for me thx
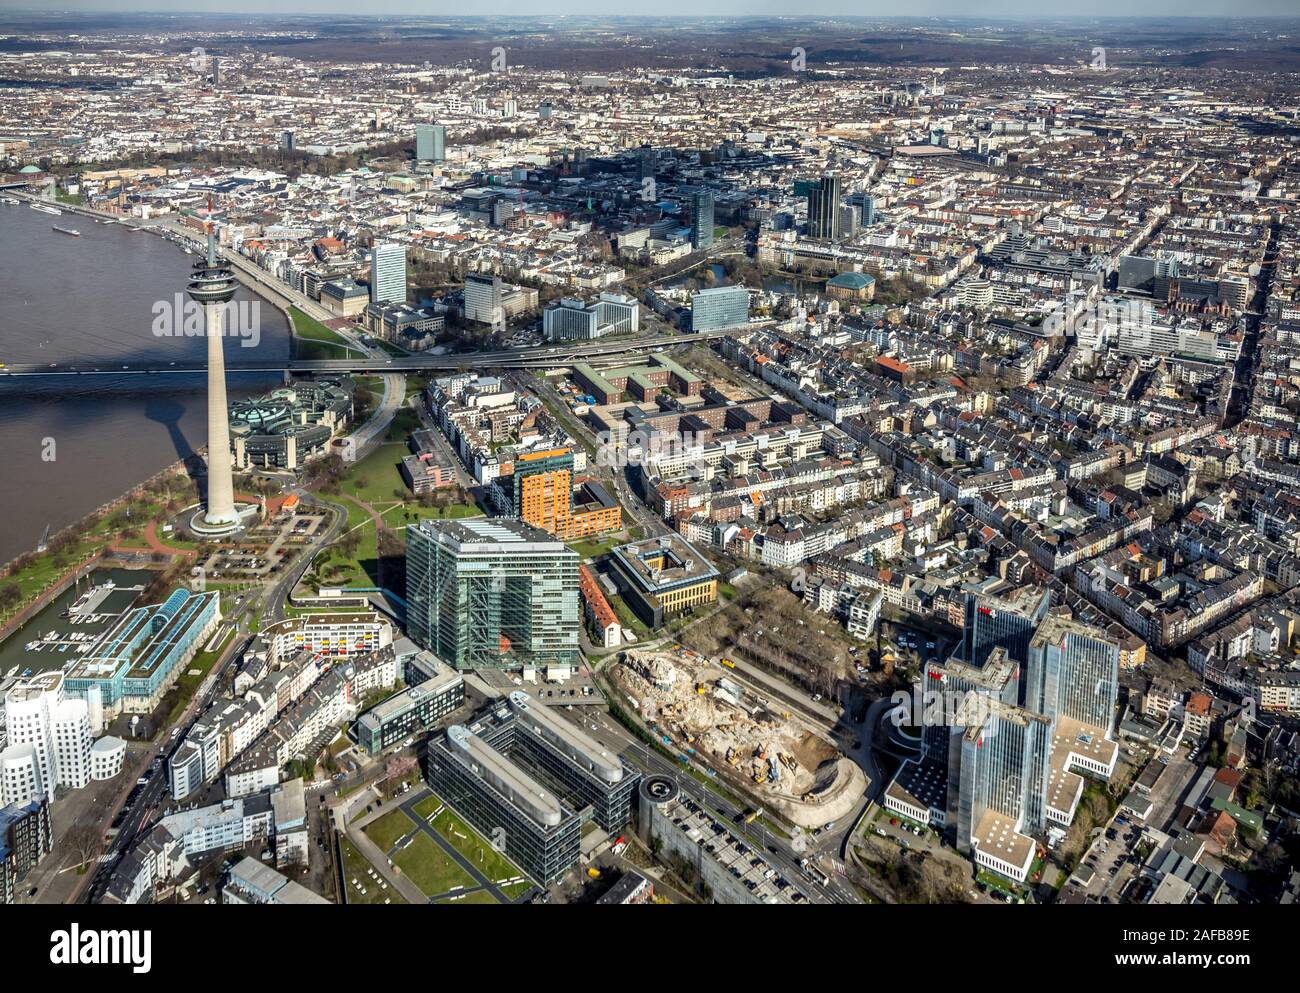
[188,198,240,528]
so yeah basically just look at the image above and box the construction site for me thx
[608,646,866,829]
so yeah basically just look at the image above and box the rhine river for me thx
[0,200,290,564]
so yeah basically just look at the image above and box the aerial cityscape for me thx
[0,6,1298,936]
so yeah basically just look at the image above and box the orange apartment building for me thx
[512,448,622,542]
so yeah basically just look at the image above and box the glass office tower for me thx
[1026,617,1120,731]
[369,242,406,305]
[405,519,579,673]
[806,173,842,240]
[688,188,714,249]
[416,122,446,162]
[690,285,749,332]
[953,697,1054,854]
[963,588,1052,672]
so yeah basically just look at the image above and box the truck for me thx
[719,658,736,669]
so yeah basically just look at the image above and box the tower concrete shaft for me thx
[203,300,238,525]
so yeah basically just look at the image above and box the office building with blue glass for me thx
[66,589,222,720]
[690,285,749,332]
[370,242,407,305]
[954,695,1054,882]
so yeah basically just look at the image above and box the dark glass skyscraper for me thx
[963,588,1052,673]
[689,188,714,250]
[806,173,842,240]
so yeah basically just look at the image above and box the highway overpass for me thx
[0,327,754,378]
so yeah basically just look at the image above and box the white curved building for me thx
[50,699,92,790]
[90,736,126,781]
[2,672,93,803]
[0,743,42,807]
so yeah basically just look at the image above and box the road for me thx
[1225,218,1279,429]
[347,372,405,455]
[80,627,253,903]
[262,496,347,626]
[412,395,476,489]
[78,360,407,899]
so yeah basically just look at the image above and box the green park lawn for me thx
[363,808,416,854]
[393,832,476,898]
[427,800,526,887]
[340,836,405,905]
[436,889,501,904]
[288,306,363,360]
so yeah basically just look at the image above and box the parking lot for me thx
[1073,816,1146,903]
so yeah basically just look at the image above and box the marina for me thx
[0,567,155,679]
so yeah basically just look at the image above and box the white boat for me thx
[5,664,18,677]
[31,203,62,216]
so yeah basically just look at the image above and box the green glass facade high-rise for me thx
[688,188,714,249]
[405,519,579,673]
[416,122,446,163]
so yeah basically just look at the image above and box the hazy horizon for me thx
[2,3,1299,20]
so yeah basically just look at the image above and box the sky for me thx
[3,1,1299,18]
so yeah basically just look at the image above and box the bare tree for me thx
[65,822,101,870]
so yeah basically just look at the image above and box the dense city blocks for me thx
[0,10,1297,949]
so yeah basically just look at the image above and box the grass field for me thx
[607,592,653,639]
[426,799,525,887]
[288,306,363,360]
[159,627,235,727]
[339,836,405,905]
[436,889,500,904]
[363,808,417,853]
[383,406,423,443]
[567,535,622,561]
[0,488,190,625]
[393,832,476,898]
[309,445,481,593]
